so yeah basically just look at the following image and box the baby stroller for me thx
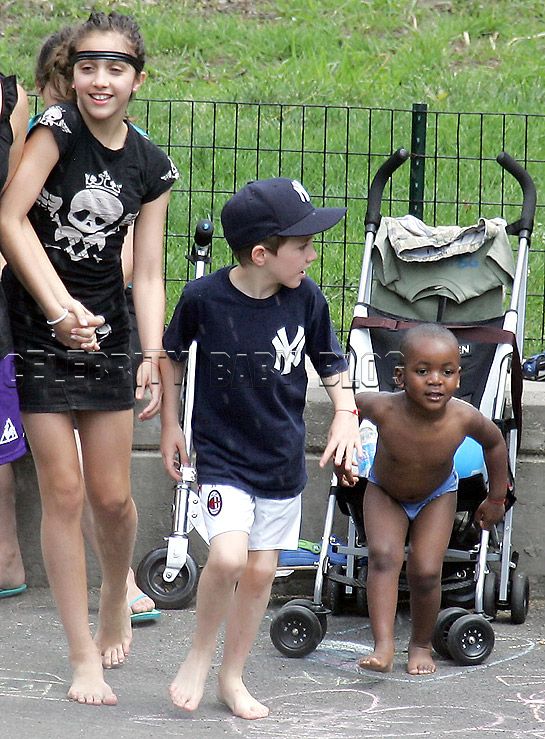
[135,220,213,609]
[270,148,535,664]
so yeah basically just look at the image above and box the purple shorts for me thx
[0,354,27,465]
[368,466,458,521]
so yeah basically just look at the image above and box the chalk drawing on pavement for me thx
[225,688,508,739]
[0,667,65,701]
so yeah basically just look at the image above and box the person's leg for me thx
[23,412,117,705]
[405,490,457,675]
[215,492,299,718]
[360,482,409,672]
[0,462,25,590]
[170,531,249,712]
[218,548,279,719]
[76,410,136,669]
[75,430,157,619]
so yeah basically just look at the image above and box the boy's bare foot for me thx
[218,673,269,720]
[170,652,213,712]
[126,568,156,616]
[68,648,118,706]
[407,644,436,675]
[358,644,394,673]
[95,589,132,669]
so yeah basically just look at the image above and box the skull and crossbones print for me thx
[38,170,137,262]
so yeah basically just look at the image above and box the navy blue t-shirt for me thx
[163,267,348,499]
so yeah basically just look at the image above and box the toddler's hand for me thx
[474,497,505,530]
[337,465,360,487]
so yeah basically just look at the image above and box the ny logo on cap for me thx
[291,180,310,203]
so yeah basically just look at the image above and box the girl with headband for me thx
[0,11,178,706]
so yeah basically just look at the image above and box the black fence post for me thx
[409,102,427,219]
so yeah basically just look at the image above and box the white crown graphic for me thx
[85,171,122,196]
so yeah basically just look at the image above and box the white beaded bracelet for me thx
[46,308,69,326]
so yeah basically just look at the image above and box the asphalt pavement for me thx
[2,575,545,739]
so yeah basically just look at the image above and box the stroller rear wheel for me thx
[509,571,530,624]
[270,604,323,657]
[432,607,469,658]
[446,614,495,665]
[136,546,199,609]
[483,571,498,620]
[324,564,345,615]
[355,565,369,616]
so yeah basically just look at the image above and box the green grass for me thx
[1,0,545,350]
[4,0,545,112]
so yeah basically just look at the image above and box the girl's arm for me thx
[120,224,135,288]
[0,126,102,345]
[131,189,171,419]
[2,83,28,193]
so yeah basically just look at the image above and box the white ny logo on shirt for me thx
[272,326,305,375]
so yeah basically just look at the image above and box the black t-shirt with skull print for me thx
[3,101,178,345]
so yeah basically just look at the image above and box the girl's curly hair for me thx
[67,11,146,78]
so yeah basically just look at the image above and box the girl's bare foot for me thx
[407,643,436,675]
[95,589,132,669]
[68,647,118,706]
[218,672,269,720]
[358,643,394,673]
[170,652,213,712]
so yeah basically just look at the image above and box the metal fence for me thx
[34,96,545,354]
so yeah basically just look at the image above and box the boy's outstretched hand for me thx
[319,410,362,487]
[474,496,505,530]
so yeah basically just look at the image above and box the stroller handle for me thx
[365,147,410,230]
[496,152,536,236]
[194,218,214,246]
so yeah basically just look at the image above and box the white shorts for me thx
[199,483,302,551]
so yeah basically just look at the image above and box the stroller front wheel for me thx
[446,614,495,665]
[282,598,328,639]
[136,546,199,610]
[432,607,469,658]
[270,604,323,657]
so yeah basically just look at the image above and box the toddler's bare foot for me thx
[407,643,436,675]
[170,652,212,712]
[68,648,118,706]
[358,644,394,673]
[218,672,269,720]
[95,589,132,669]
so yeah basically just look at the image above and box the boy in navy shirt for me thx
[161,177,361,719]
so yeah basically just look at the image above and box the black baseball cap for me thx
[220,177,347,251]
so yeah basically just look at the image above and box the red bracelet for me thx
[487,497,506,506]
[335,409,359,416]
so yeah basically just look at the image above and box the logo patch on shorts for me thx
[207,489,222,516]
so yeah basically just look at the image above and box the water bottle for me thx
[352,419,378,478]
